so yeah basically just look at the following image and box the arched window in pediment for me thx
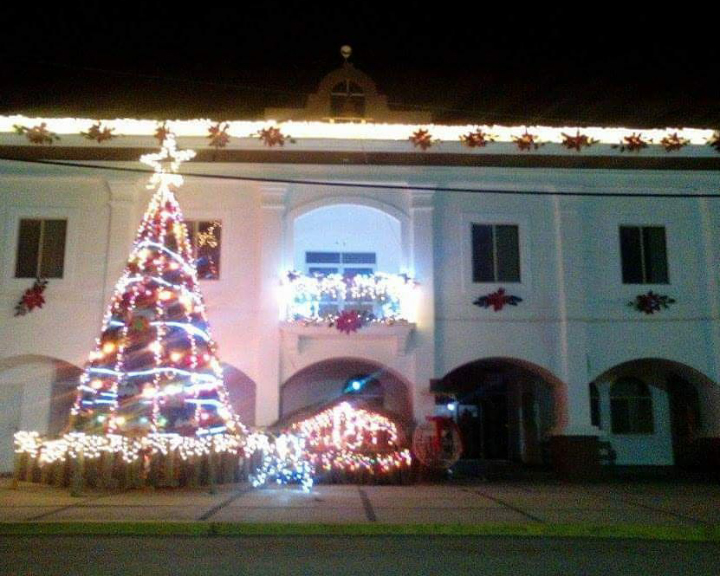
[330,80,366,118]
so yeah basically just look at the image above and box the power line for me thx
[1,156,718,199]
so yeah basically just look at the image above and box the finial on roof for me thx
[340,45,352,63]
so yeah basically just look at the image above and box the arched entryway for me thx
[436,358,567,465]
[280,357,412,426]
[0,355,82,473]
[590,358,718,466]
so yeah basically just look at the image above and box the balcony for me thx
[280,271,418,355]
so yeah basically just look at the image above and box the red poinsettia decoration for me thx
[473,288,522,312]
[334,310,367,334]
[460,129,494,148]
[707,131,720,153]
[629,291,675,314]
[15,278,49,316]
[208,122,231,149]
[81,122,115,143]
[409,129,435,150]
[13,123,59,145]
[256,126,293,147]
[660,132,689,152]
[512,130,542,151]
[561,131,597,152]
[154,122,171,145]
[613,133,650,152]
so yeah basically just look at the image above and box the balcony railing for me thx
[282,271,418,326]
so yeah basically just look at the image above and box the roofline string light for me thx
[0,115,717,148]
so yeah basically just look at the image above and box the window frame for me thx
[4,207,78,290]
[184,217,224,282]
[609,377,655,435]
[618,224,670,285]
[471,223,521,283]
[589,382,601,428]
[304,251,377,278]
[461,212,532,293]
[305,251,378,316]
[14,218,68,279]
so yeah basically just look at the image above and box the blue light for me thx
[447,402,457,412]
[351,380,362,391]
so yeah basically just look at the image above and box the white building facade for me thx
[1,62,719,475]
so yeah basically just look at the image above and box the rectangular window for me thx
[305,251,377,315]
[306,252,341,264]
[620,226,668,284]
[472,223,520,283]
[15,218,67,279]
[341,252,376,265]
[186,220,222,280]
[305,251,376,277]
[610,397,655,434]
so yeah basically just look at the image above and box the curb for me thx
[1,522,718,541]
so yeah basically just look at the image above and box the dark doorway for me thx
[436,359,557,464]
[457,381,509,460]
[667,373,701,466]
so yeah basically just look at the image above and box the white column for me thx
[699,197,720,437]
[255,186,287,426]
[410,190,436,423]
[552,197,597,436]
[103,180,141,310]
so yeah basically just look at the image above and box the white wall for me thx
[0,360,56,472]
[1,160,718,467]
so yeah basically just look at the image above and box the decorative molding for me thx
[280,321,415,357]
[409,189,435,211]
[260,186,287,209]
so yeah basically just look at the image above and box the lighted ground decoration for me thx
[13,135,245,490]
[286,399,412,484]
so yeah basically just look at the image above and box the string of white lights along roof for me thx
[0,156,719,199]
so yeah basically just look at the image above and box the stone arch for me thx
[221,363,257,427]
[438,357,569,464]
[0,354,82,472]
[590,358,719,466]
[279,356,413,426]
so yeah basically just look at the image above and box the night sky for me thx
[2,5,719,127]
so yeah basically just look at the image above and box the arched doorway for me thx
[0,355,82,473]
[436,358,566,465]
[590,358,717,466]
[280,357,412,426]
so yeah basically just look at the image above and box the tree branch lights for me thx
[287,402,413,483]
[283,271,418,324]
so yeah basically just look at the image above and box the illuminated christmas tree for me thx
[70,134,238,437]
[14,135,243,490]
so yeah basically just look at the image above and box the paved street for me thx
[1,477,719,526]
[2,535,720,576]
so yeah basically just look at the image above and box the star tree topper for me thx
[140,132,196,193]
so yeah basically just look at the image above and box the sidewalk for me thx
[2,477,718,531]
